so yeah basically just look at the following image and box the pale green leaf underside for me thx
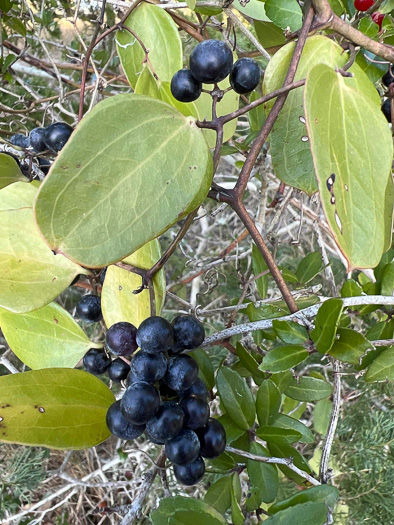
[304,63,393,269]
[0,180,40,210]
[0,153,27,189]
[0,302,98,369]
[34,94,213,268]
[0,368,114,449]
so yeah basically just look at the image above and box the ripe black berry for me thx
[382,99,392,123]
[126,368,139,386]
[170,69,202,103]
[230,58,261,94]
[44,122,73,152]
[182,377,210,400]
[130,351,167,383]
[106,322,138,356]
[38,157,51,175]
[10,134,30,148]
[173,455,205,485]
[83,348,111,375]
[180,395,210,430]
[197,418,226,458]
[382,67,394,87]
[107,358,130,382]
[146,402,184,443]
[76,295,102,323]
[189,39,233,84]
[164,355,199,393]
[29,127,47,153]
[136,316,173,353]
[165,429,200,465]
[172,314,205,349]
[120,381,160,425]
[106,400,145,440]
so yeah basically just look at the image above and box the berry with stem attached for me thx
[173,455,205,485]
[164,355,199,393]
[44,122,73,151]
[106,322,138,356]
[10,134,30,148]
[130,350,167,383]
[372,12,384,31]
[106,400,145,440]
[83,348,111,375]
[165,429,200,465]
[29,127,47,153]
[107,358,130,382]
[146,402,184,443]
[136,316,173,353]
[230,58,261,94]
[180,395,210,430]
[172,314,205,349]
[197,418,226,458]
[120,381,160,425]
[171,69,202,103]
[76,295,102,323]
[189,39,233,84]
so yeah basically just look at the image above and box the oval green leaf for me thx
[34,94,213,268]
[0,368,114,449]
[247,441,278,504]
[264,501,329,525]
[265,0,302,31]
[365,346,394,382]
[256,425,302,443]
[284,376,333,401]
[267,441,312,483]
[273,319,309,345]
[261,345,309,373]
[0,179,40,210]
[271,413,314,443]
[310,298,344,354]
[256,379,282,425]
[204,475,232,514]
[329,328,373,364]
[0,153,27,189]
[269,485,339,514]
[216,368,256,430]
[151,496,227,525]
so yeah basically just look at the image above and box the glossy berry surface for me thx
[180,395,210,430]
[354,0,374,11]
[106,400,145,440]
[165,429,200,465]
[136,316,173,353]
[182,377,210,400]
[83,348,111,375]
[372,12,384,30]
[107,358,130,382]
[146,402,184,443]
[190,39,233,84]
[44,122,73,151]
[172,315,205,349]
[173,455,205,485]
[10,134,30,148]
[76,295,102,323]
[382,67,394,88]
[171,69,202,103]
[106,322,138,356]
[230,58,261,94]
[120,381,160,425]
[382,99,392,123]
[164,355,199,393]
[29,127,47,153]
[197,418,226,458]
[130,351,167,383]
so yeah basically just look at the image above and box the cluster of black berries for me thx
[170,39,261,103]
[381,67,394,123]
[10,121,73,154]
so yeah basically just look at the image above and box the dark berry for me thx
[183,377,210,401]
[354,0,374,11]
[189,39,233,84]
[38,157,51,175]
[146,427,165,445]
[382,99,392,123]
[197,418,226,459]
[10,134,30,148]
[164,355,199,393]
[172,314,205,349]
[106,400,145,440]
[106,322,138,356]
[168,344,185,356]
[83,348,111,375]
[180,395,209,430]
[173,455,205,485]
[130,351,167,383]
[99,267,107,286]
[120,381,160,425]
[44,122,73,152]
[372,12,384,30]
[76,295,102,323]
[126,368,140,386]
[159,381,179,401]
[107,358,130,382]
[146,402,184,443]
[29,127,47,153]
[230,58,261,94]
[165,429,200,465]
[136,316,173,353]
[382,67,394,88]
[171,69,202,103]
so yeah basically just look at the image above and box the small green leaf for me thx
[185,0,196,9]
[271,413,314,444]
[208,451,236,472]
[217,414,245,444]
[256,426,302,443]
[269,484,338,514]
[216,368,256,430]
[0,153,26,189]
[329,328,373,364]
[151,496,227,525]
[230,473,244,525]
[340,278,363,297]
[295,252,323,284]
[273,319,309,345]
[381,261,394,296]
[310,299,344,354]
[365,346,394,382]
[256,379,281,425]
[267,442,312,483]
[264,501,329,524]
[261,345,309,373]
[265,0,302,31]
[233,0,270,21]
[313,399,332,435]
[191,349,214,390]
[0,302,100,369]
[236,342,266,385]
[0,369,114,449]
[247,442,278,504]
[252,243,268,299]
[285,377,333,401]
[248,91,266,132]
[204,475,232,514]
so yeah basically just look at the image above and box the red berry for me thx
[372,12,384,30]
[354,0,374,12]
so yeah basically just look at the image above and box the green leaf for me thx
[233,0,271,21]
[256,379,281,425]
[365,346,394,382]
[216,368,256,430]
[261,345,309,373]
[283,396,306,419]
[271,413,314,444]
[204,475,232,514]
[252,243,268,299]
[0,180,39,210]
[285,377,333,401]
[34,94,212,268]
[151,496,227,525]
[134,64,161,99]
[304,63,393,269]
[263,35,380,195]
[190,349,214,390]
[267,442,312,483]
[208,451,237,472]
[255,20,286,49]
[0,369,114,449]
[329,328,373,364]
[340,278,363,297]
[256,425,302,443]
[265,0,302,32]
[217,413,245,444]
[0,153,26,189]
[236,342,266,385]
[102,240,165,328]
[0,302,100,369]
[248,90,266,132]
[264,501,329,524]
[185,0,196,9]
[116,3,182,88]
[310,299,344,354]
[159,81,199,119]
[295,252,323,284]
[273,319,309,345]
[313,398,332,435]
[381,261,394,296]
[230,473,244,525]
[270,370,293,392]
[269,484,338,514]
[247,442,278,504]
[0,208,88,313]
